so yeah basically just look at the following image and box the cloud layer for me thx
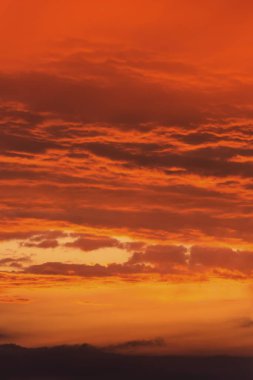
[1,1,253,285]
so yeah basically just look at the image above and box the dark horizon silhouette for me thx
[1,342,253,380]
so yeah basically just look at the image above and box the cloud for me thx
[129,245,187,266]
[0,296,30,304]
[0,70,204,125]
[0,231,67,242]
[189,247,253,275]
[65,235,122,251]
[15,244,253,280]
[0,256,32,269]
[2,37,253,266]
[190,246,236,269]
[105,338,166,352]
[238,319,253,329]
[24,261,153,278]
[22,239,59,249]
[0,330,15,341]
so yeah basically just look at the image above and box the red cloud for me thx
[65,235,122,251]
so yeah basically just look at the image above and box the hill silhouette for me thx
[1,343,253,379]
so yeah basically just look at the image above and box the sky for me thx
[1,0,253,355]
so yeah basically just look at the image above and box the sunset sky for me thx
[1,0,253,355]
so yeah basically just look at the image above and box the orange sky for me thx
[1,0,253,354]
